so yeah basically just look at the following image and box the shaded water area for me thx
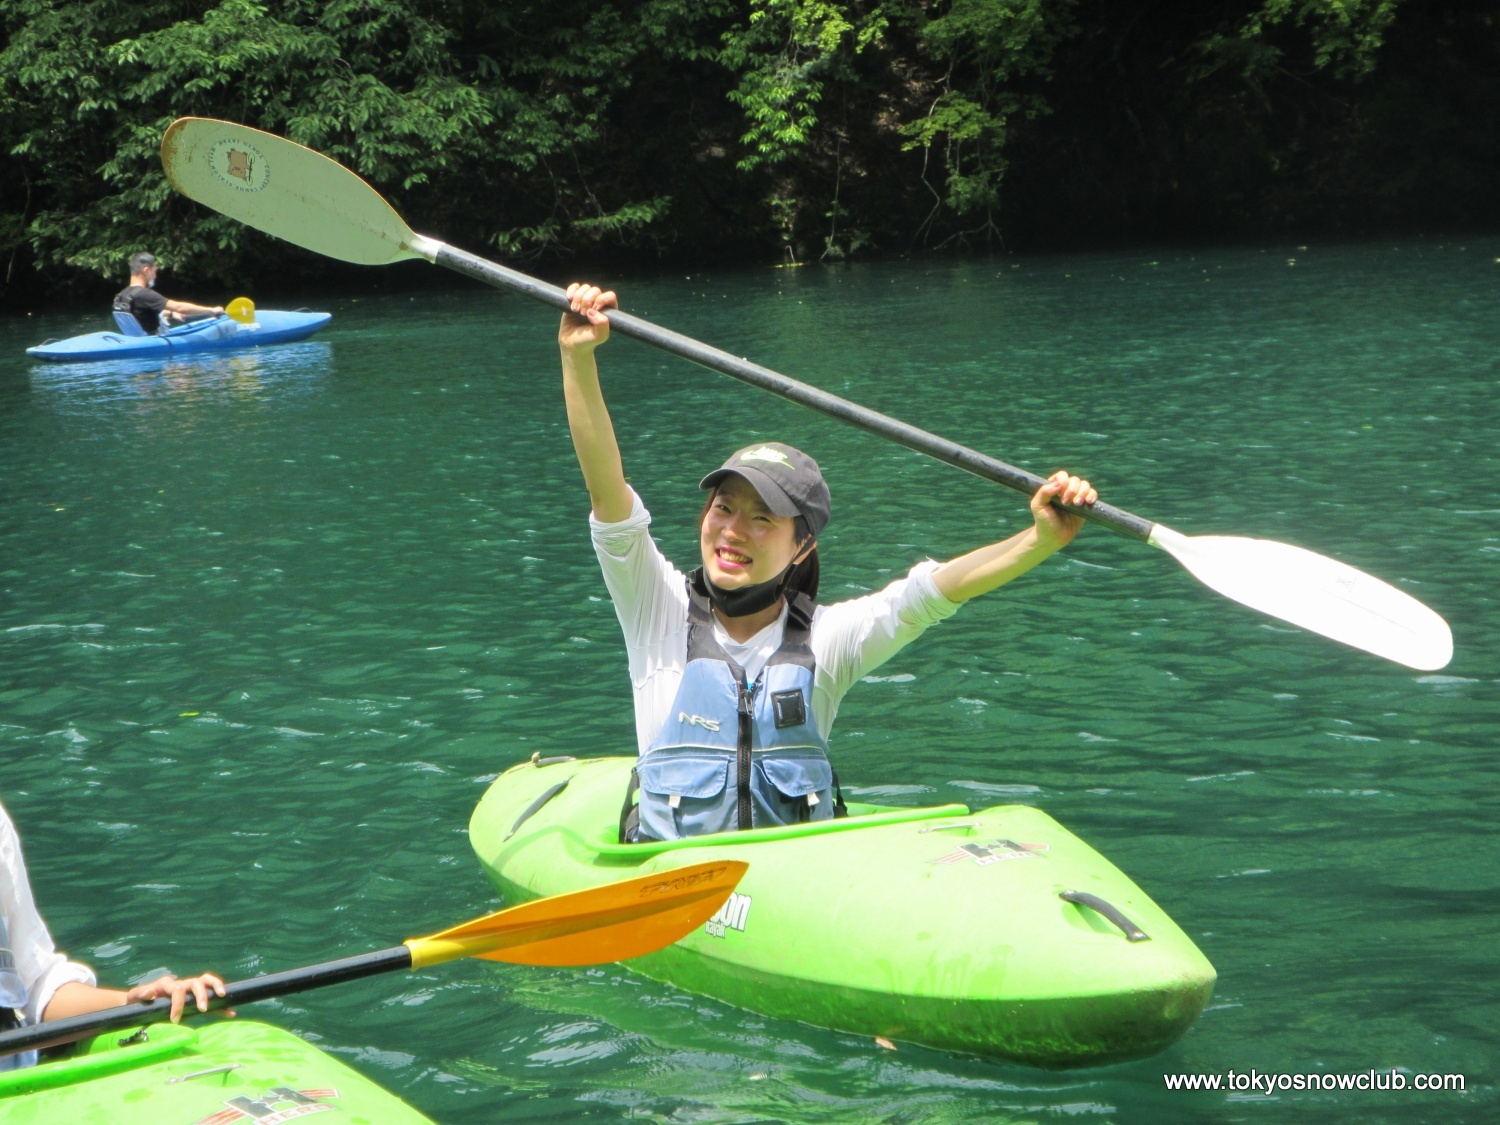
[2,240,1496,1123]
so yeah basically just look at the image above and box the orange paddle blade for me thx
[404,860,748,969]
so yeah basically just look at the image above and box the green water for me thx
[2,241,1495,1123]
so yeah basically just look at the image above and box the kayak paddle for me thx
[159,117,1452,671]
[0,858,746,1056]
[225,296,256,324]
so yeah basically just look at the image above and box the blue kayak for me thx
[26,309,331,363]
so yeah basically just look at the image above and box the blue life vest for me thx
[0,911,36,1070]
[635,575,836,841]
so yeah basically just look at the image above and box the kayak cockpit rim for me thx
[589,802,976,856]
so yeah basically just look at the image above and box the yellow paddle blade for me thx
[226,296,256,324]
[404,860,748,969]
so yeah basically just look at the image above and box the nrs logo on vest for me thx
[679,712,721,732]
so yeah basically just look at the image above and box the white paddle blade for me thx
[161,118,437,266]
[1148,526,1452,670]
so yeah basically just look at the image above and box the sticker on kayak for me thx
[705,891,752,938]
[207,138,271,193]
[930,840,1049,866]
[194,1086,337,1125]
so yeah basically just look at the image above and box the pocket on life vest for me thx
[637,754,730,800]
[756,754,833,800]
[637,753,735,840]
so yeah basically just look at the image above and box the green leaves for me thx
[720,0,887,171]
[891,1,1071,240]
[1242,0,1400,78]
[0,0,729,290]
[0,0,1433,299]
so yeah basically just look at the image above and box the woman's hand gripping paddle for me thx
[0,859,746,1057]
[160,117,1452,671]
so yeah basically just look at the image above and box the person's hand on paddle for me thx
[560,283,616,352]
[1030,470,1097,552]
[164,302,225,325]
[932,470,1097,603]
[126,971,229,1023]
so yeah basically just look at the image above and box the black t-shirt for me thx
[112,285,168,334]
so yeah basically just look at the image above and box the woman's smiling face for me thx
[700,475,806,589]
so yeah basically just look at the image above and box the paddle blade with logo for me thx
[226,296,256,324]
[161,118,433,266]
[405,859,748,968]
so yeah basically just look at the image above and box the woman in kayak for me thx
[559,283,1096,842]
[1,798,226,1069]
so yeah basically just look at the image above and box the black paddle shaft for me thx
[0,945,412,1058]
[434,245,1156,543]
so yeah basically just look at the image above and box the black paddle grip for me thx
[0,946,413,1058]
[434,245,1155,542]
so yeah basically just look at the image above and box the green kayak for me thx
[471,756,1216,1068]
[0,1019,432,1124]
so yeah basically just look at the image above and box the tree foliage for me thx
[0,0,730,290]
[1,0,1492,302]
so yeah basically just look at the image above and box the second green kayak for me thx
[470,756,1216,1068]
[0,1019,433,1124]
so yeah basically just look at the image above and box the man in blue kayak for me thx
[111,253,224,335]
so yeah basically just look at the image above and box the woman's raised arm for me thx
[931,471,1097,604]
[559,283,633,523]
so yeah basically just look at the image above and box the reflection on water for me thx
[27,341,332,404]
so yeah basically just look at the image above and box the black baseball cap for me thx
[700,442,831,538]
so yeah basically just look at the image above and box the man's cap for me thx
[129,252,158,272]
[699,442,831,539]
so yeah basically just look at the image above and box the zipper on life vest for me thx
[736,674,754,831]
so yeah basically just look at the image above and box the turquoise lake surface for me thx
[2,240,1495,1122]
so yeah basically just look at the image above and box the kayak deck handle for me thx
[530,752,578,768]
[505,779,570,841]
[169,1064,244,1084]
[1059,890,1151,943]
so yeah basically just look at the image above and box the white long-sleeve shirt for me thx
[0,801,97,1027]
[590,490,960,753]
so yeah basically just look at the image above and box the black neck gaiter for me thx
[690,566,791,618]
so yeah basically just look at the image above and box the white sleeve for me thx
[589,488,689,689]
[809,559,961,733]
[0,804,97,1025]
